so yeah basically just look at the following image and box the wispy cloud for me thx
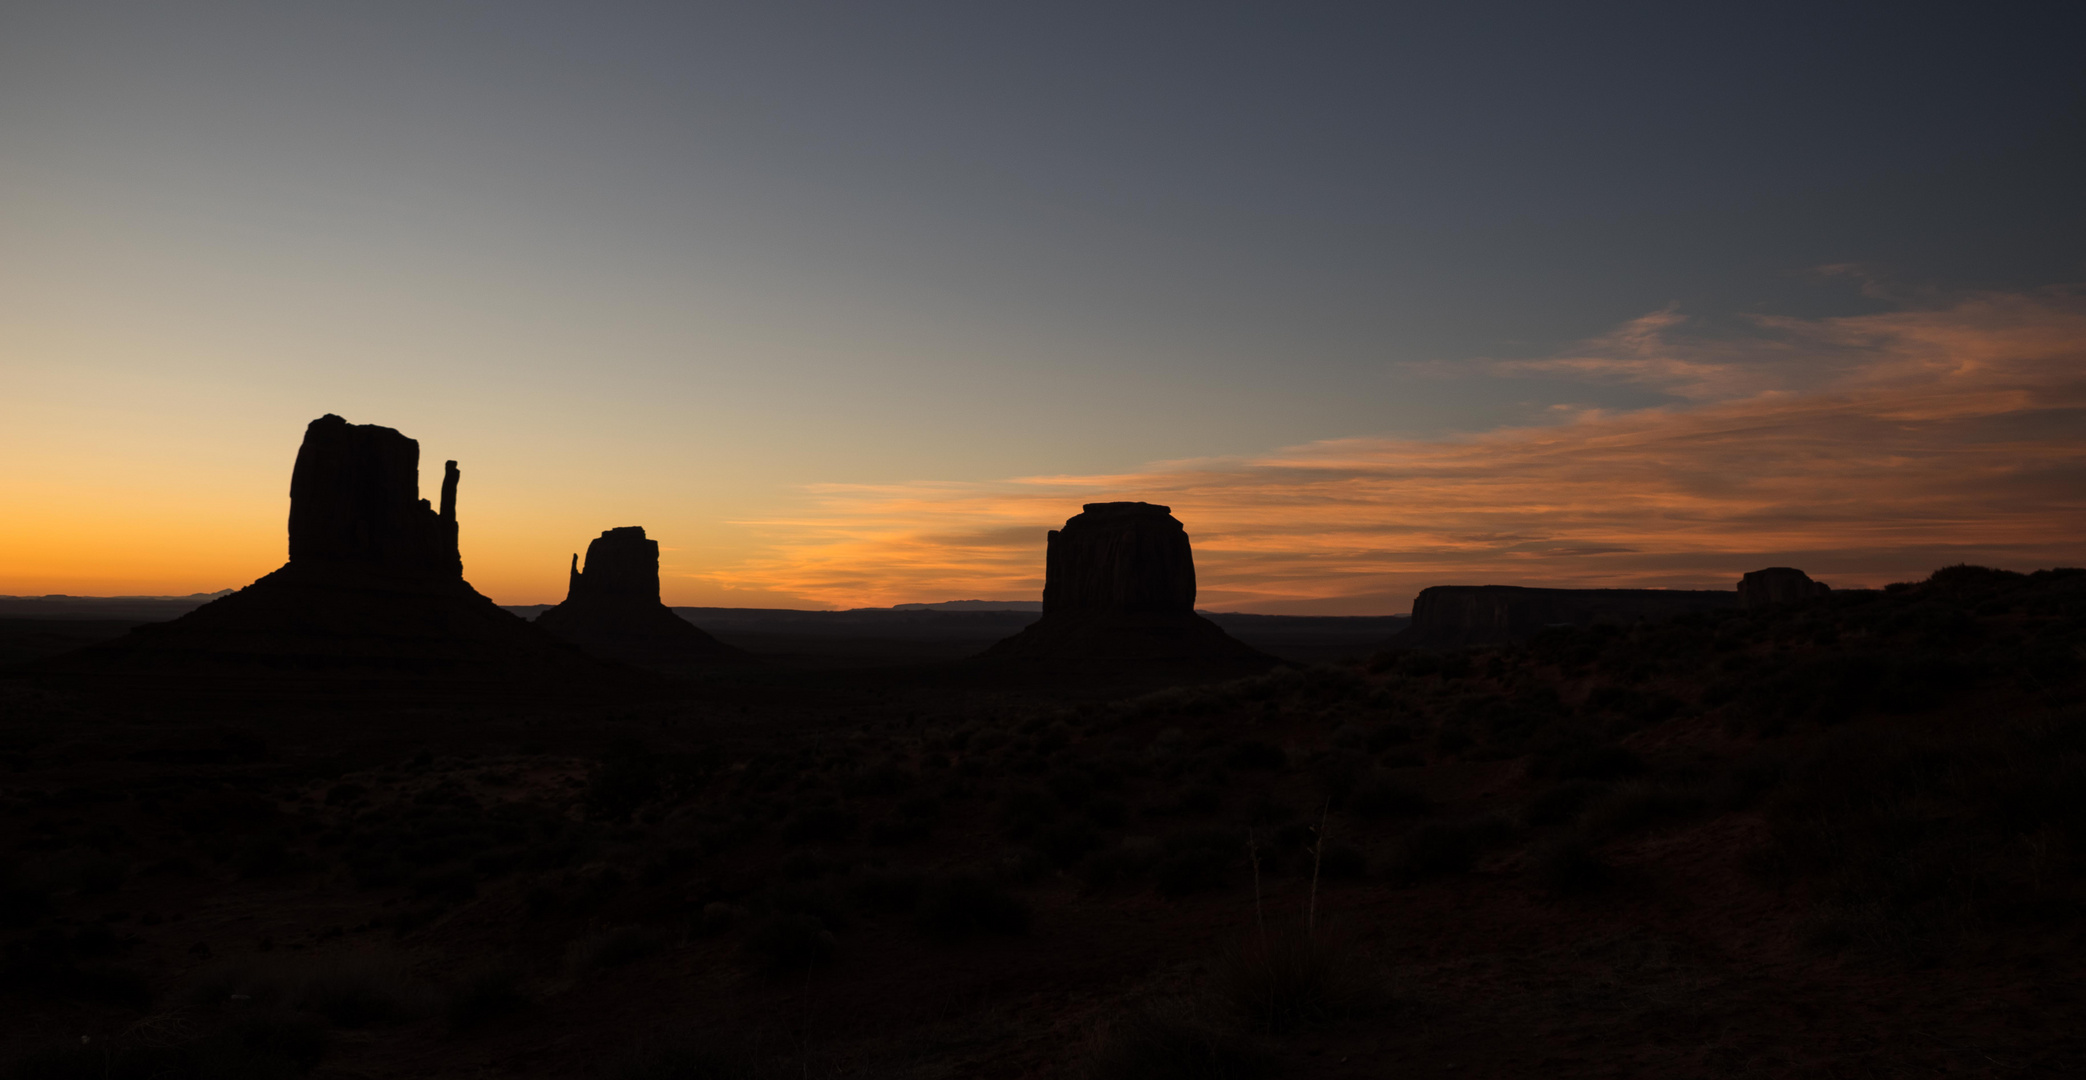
[704,289,2086,613]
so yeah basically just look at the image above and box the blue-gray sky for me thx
[5,2,2083,609]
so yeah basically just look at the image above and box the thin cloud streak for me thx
[705,289,2086,613]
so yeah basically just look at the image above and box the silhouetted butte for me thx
[66,414,609,679]
[982,502,1269,669]
[534,526,742,672]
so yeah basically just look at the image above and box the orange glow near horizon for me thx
[6,290,2083,613]
[690,289,2086,613]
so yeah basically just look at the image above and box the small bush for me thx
[617,1039,779,1080]
[1155,832,1237,897]
[1082,998,1273,1080]
[1213,925,1367,1034]
[568,926,669,971]
[1224,741,1287,771]
[1034,820,1102,867]
[446,966,529,1030]
[1318,844,1367,881]
[779,805,856,846]
[1387,820,1503,881]
[1530,836,1610,896]
[849,868,923,914]
[1522,779,1608,827]
[1345,772,1427,818]
[745,913,835,969]
[297,955,428,1027]
[915,875,1031,938]
[11,1011,329,1080]
[1583,782,1707,837]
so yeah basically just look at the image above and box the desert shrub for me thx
[1213,925,1367,1034]
[842,760,916,797]
[745,913,835,969]
[915,875,1031,938]
[1754,712,2086,956]
[778,850,837,880]
[0,861,51,927]
[1364,723,1413,752]
[567,926,669,971]
[1312,750,1372,803]
[1082,998,1273,1080]
[1034,820,1102,867]
[778,805,856,846]
[1521,780,1608,827]
[1547,742,1645,782]
[1390,822,1472,879]
[587,741,724,822]
[10,1012,327,1080]
[1386,818,1509,881]
[1344,772,1427,819]
[849,868,923,914]
[1081,838,1161,889]
[0,927,151,1008]
[1155,832,1237,897]
[294,955,429,1027]
[1583,782,1707,837]
[1530,835,1611,896]
[1085,796,1129,828]
[1224,741,1287,771]
[997,789,1059,840]
[446,966,529,1030]
[185,953,430,1029]
[616,1039,781,1080]
[1318,844,1367,880]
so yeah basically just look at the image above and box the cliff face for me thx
[984,503,1267,669]
[534,527,740,671]
[1042,502,1196,616]
[287,414,460,576]
[66,415,609,681]
[1739,567,1831,608]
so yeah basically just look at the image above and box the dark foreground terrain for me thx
[2,565,2083,1077]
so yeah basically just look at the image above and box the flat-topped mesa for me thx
[982,502,1268,669]
[287,413,460,577]
[534,526,740,671]
[1395,565,1833,648]
[1738,567,1830,608]
[1043,502,1197,616]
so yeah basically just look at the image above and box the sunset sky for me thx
[4,4,2083,612]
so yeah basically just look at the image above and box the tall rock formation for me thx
[287,414,461,575]
[983,503,1268,668]
[68,415,611,681]
[1738,567,1830,608]
[534,527,741,671]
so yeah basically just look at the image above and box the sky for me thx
[3,2,2083,612]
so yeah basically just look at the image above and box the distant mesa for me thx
[891,600,1043,613]
[1738,567,1831,608]
[981,502,1270,668]
[64,414,612,680]
[1394,565,1833,648]
[533,526,743,671]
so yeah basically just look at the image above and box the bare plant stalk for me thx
[1308,801,1328,936]
[1248,827,1267,948]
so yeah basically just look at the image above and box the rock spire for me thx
[65,414,610,681]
